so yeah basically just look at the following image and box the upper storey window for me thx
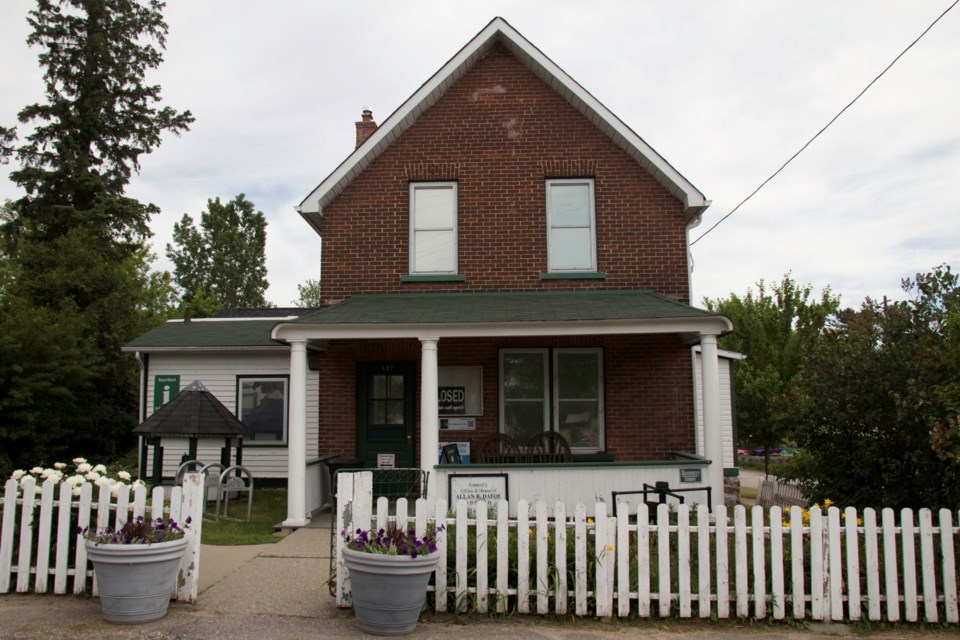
[409,182,458,275]
[546,179,596,273]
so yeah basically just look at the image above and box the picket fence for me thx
[0,473,205,602]
[336,473,959,623]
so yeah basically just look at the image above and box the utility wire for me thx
[691,0,958,246]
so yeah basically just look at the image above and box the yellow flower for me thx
[606,545,615,552]
[587,518,594,524]
[823,498,834,507]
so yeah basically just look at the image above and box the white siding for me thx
[141,351,319,479]
[692,350,736,469]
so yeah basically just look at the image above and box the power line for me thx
[691,0,959,247]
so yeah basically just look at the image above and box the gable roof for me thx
[123,318,287,352]
[297,17,710,231]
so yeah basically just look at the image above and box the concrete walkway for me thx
[1,510,955,639]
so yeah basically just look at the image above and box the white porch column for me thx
[283,339,309,528]
[419,337,440,502]
[700,333,724,509]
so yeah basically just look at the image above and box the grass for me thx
[740,484,758,501]
[199,488,288,546]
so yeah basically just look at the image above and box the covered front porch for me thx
[272,291,732,527]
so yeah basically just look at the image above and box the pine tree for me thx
[0,0,192,474]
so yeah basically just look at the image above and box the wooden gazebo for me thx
[133,380,250,485]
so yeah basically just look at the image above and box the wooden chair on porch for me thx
[477,433,521,463]
[525,431,572,463]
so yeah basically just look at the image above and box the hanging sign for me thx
[377,453,396,469]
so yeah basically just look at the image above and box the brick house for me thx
[126,18,734,527]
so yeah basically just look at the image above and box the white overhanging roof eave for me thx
[271,316,732,342]
[297,17,709,220]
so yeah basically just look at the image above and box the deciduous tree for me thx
[787,265,960,509]
[293,278,322,307]
[166,194,269,312]
[704,274,840,474]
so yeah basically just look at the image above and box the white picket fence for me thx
[336,472,960,622]
[0,473,204,602]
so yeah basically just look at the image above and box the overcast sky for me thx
[1,1,958,309]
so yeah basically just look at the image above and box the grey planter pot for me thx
[85,537,188,624]
[342,546,439,636]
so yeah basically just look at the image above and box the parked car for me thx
[737,448,749,457]
[751,446,783,457]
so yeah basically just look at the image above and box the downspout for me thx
[684,200,710,305]
[133,351,149,479]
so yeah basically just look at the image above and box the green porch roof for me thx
[124,319,284,351]
[292,290,719,325]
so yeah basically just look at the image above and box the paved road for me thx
[2,594,956,640]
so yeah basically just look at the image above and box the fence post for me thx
[940,508,958,623]
[176,472,204,603]
[335,471,355,607]
[0,479,19,593]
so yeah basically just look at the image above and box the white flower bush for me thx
[9,458,144,497]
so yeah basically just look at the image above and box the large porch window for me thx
[499,348,605,453]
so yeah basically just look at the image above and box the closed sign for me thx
[439,386,466,414]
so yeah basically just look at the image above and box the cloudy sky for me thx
[1,0,958,309]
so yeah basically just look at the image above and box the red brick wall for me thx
[317,336,694,463]
[318,41,691,305]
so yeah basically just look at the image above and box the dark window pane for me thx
[388,375,404,399]
[503,353,545,399]
[372,375,386,399]
[557,352,599,399]
[558,400,599,448]
[386,400,404,425]
[503,401,544,442]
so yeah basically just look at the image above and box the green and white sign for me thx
[679,468,702,484]
[153,375,180,411]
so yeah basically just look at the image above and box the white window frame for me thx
[498,347,606,453]
[409,181,458,275]
[236,375,289,446]
[545,178,597,273]
[553,348,605,454]
[498,349,549,440]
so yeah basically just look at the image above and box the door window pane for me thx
[370,374,405,426]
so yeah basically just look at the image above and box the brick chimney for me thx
[355,106,377,149]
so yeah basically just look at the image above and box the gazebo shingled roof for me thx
[133,380,249,438]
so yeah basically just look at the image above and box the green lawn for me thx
[199,487,288,545]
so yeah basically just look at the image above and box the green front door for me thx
[357,362,416,469]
